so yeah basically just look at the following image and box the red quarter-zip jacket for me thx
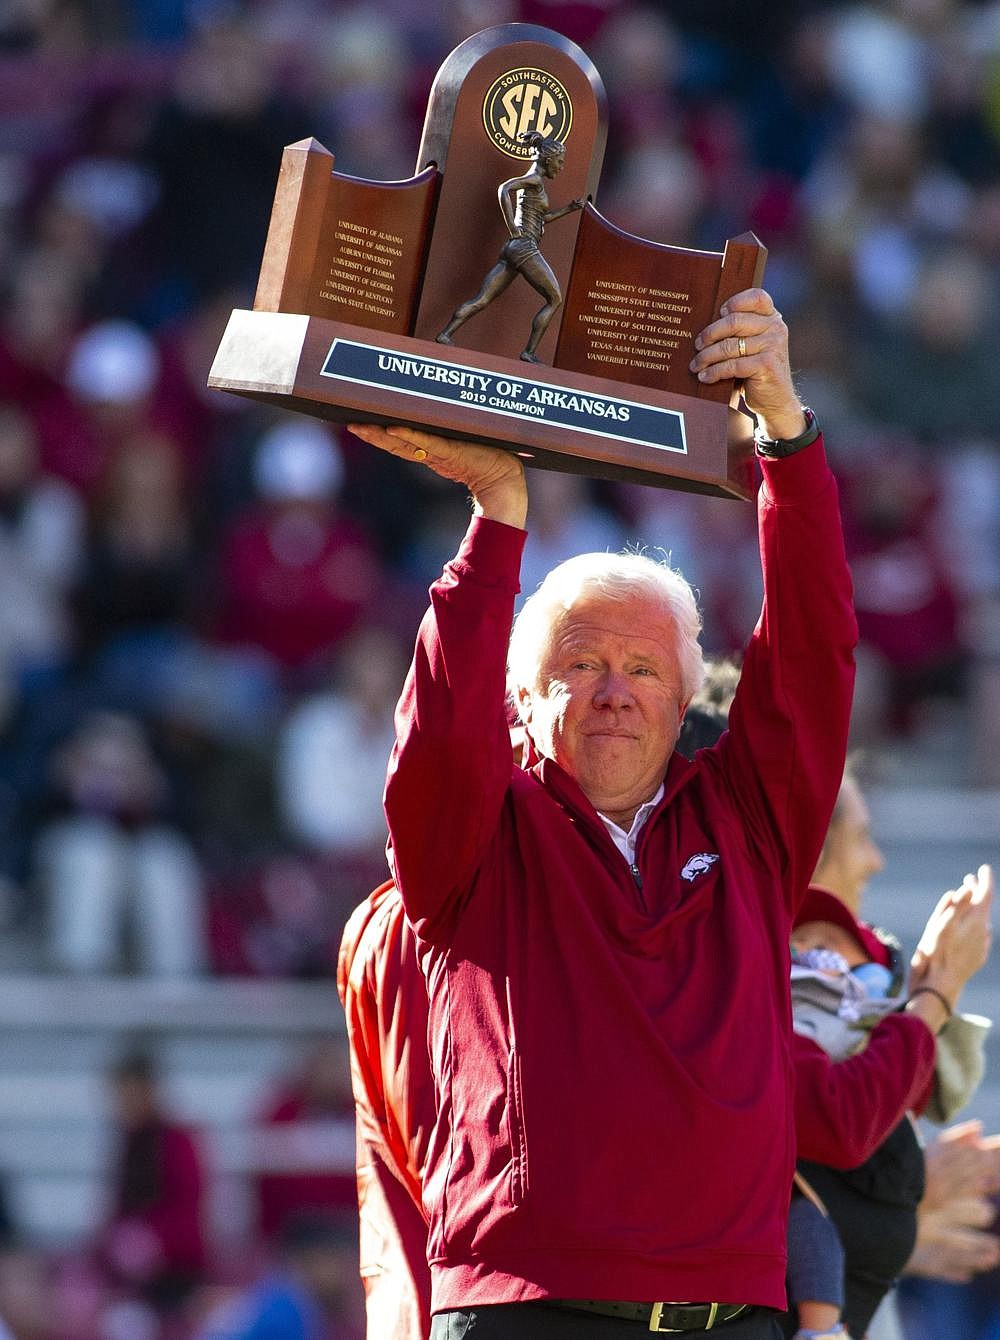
[385,440,858,1314]
[338,881,434,1340]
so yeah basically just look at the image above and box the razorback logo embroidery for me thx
[680,852,720,882]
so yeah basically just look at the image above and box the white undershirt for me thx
[598,783,664,865]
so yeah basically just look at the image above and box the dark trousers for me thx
[430,1303,785,1339]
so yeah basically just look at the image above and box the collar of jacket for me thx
[526,749,697,848]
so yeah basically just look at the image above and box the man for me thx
[351,289,855,1338]
[351,288,922,1338]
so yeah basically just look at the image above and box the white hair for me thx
[507,550,705,710]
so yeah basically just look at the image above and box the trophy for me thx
[209,25,766,498]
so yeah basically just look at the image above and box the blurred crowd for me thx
[0,1037,365,1339]
[0,0,999,1335]
[0,0,999,981]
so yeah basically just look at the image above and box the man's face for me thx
[815,777,884,914]
[517,591,687,823]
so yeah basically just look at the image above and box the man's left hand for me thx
[690,288,806,442]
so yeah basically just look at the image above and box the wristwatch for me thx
[754,407,820,459]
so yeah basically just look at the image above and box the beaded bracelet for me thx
[908,984,954,1018]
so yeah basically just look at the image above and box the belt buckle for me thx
[649,1302,720,1333]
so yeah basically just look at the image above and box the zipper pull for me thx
[630,862,643,890]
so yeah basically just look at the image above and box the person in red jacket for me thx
[337,880,435,1340]
[351,288,924,1339]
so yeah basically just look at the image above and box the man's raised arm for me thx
[689,289,858,910]
[350,425,527,935]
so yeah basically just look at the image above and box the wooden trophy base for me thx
[209,309,756,500]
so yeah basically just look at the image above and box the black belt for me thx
[544,1300,751,1332]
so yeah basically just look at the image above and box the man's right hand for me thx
[350,423,528,530]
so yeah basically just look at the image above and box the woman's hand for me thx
[910,864,994,1012]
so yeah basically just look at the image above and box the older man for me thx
[352,289,859,1339]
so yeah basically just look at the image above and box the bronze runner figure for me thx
[436,130,583,363]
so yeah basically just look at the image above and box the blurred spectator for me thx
[154,693,281,875]
[60,318,198,494]
[850,249,1000,441]
[307,8,412,182]
[0,401,83,688]
[0,248,92,489]
[208,855,350,980]
[803,113,928,319]
[139,8,310,311]
[213,421,383,679]
[64,314,213,488]
[276,625,406,860]
[72,431,194,667]
[196,1213,362,1340]
[521,0,624,48]
[826,4,931,121]
[0,1,123,54]
[747,14,843,184]
[34,711,206,976]
[0,1170,50,1340]
[97,1048,208,1334]
[252,1040,356,1243]
[841,447,966,737]
[0,246,85,387]
[0,1246,54,1340]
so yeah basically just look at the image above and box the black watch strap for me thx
[754,407,820,459]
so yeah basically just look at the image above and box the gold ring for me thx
[737,337,747,358]
[413,447,428,461]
